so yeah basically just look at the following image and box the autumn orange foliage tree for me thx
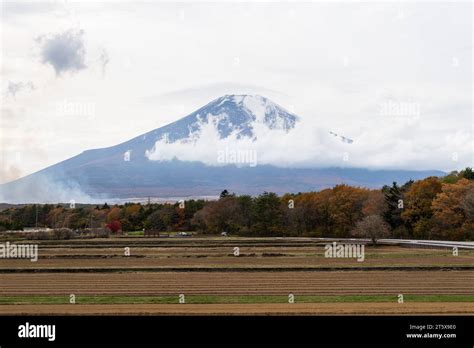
[401,177,442,239]
[431,179,474,240]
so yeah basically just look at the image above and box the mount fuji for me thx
[0,95,443,203]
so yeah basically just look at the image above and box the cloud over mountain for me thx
[144,95,471,171]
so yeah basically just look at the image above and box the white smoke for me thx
[0,175,102,204]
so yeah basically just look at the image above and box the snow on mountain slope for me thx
[157,94,298,142]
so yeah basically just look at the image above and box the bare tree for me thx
[352,215,391,245]
[461,188,474,220]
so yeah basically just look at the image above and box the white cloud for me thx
[145,110,472,171]
[36,28,87,75]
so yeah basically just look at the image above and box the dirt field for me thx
[1,239,473,270]
[1,303,473,315]
[0,237,472,315]
[1,271,473,295]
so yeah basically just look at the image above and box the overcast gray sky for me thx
[1,1,472,184]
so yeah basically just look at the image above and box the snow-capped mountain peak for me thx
[155,94,299,143]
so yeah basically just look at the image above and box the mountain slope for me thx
[0,95,444,203]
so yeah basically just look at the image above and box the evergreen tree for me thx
[382,182,404,229]
[460,167,474,180]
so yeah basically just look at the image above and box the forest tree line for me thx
[0,168,473,241]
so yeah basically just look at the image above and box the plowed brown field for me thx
[1,271,473,296]
[1,241,472,270]
[1,303,473,315]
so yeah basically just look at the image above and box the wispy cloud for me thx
[4,81,35,98]
[99,48,109,76]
